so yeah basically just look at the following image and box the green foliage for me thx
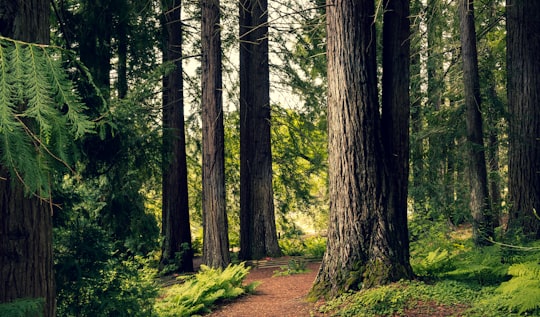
[278,236,326,258]
[54,211,159,317]
[477,261,540,315]
[273,259,309,276]
[0,36,96,196]
[0,298,44,317]
[155,263,258,317]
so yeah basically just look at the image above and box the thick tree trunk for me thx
[506,0,540,238]
[239,0,281,260]
[0,1,55,316]
[160,0,193,272]
[201,0,230,268]
[381,0,414,277]
[458,0,493,245]
[311,0,412,298]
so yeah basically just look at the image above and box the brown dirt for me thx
[202,257,469,317]
[206,259,324,317]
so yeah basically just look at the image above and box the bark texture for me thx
[458,0,493,245]
[0,0,55,316]
[506,0,540,238]
[161,0,193,272]
[311,0,412,298]
[201,0,230,268]
[239,0,281,260]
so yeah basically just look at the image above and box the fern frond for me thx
[0,35,99,197]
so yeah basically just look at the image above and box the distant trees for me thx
[506,0,540,238]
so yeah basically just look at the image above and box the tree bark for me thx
[201,0,230,268]
[0,0,55,316]
[160,0,193,272]
[311,0,412,298]
[239,0,281,260]
[381,0,414,276]
[506,0,540,238]
[458,0,493,245]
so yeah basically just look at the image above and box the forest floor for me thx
[202,257,468,317]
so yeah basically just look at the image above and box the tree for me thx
[458,0,494,245]
[161,0,194,271]
[0,2,54,315]
[311,0,413,297]
[239,0,281,260]
[201,0,230,268]
[506,0,540,238]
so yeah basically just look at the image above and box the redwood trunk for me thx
[458,0,493,245]
[201,0,230,268]
[312,0,412,298]
[239,0,281,260]
[0,0,55,316]
[506,0,540,238]
[161,0,193,272]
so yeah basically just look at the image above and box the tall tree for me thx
[201,0,230,268]
[506,0,540,238]
[458,0,494,245]
[311,0,413,297]
[0,1,54,315]
[381,0,414,276]
[239,0,281,260]
[161,0,194,271]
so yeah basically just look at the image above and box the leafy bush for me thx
[278,235,326,258]
[155,263,258,317]
[279,238,306,256]
[411,247,457,277]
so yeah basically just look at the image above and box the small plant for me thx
[0,298,44,317]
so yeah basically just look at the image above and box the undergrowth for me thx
[155,262,258,317]
[319,220,540,317]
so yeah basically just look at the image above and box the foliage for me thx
[279,235,326,258]
[273,258,309,276]
[155,263,258,317]
[54,208,159,317]
[475,261,540,315]
[0,298,44,317]
[0,36,96,197]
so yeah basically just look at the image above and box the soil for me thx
[206,259,324,317]
[201,257,468,317]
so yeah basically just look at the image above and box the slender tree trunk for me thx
[201,0,230,268]
[116,0,129,99]
[0,1,55,316]
[239,0,281,260]
[506,0,540,238]
[161,0,193,272]
[458,0,493,245]
[311,0,412,298]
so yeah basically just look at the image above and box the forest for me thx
[0,0,539,316]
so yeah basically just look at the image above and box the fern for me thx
[0,36,98,197]
[478,261,540,315]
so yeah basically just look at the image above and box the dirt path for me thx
[206,260,324,317]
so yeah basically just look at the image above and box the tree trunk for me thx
[506,0,540,238]
[239,0,281,260]
[0,1,55,316]
[160,0,193,272]
[201,0,230,268]
[311,0,412,298]
[458,0,493,245]
[381,0,414,277]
